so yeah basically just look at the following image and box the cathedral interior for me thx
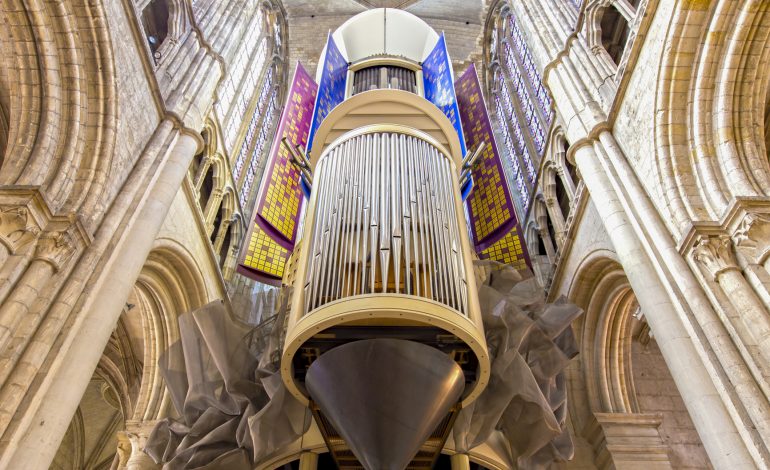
[0,0,769,469]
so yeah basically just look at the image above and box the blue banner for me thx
[307,34,348,153]
[422,34,467,156]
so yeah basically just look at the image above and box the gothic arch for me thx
[569,255,639,420]
[130,241,208,421]
[655,1,770,237]
[0,0,117,230]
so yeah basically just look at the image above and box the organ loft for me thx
[0,0,767,469]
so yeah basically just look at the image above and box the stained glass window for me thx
[240,88,279,208]
[488,9,556,216]
[215,7,267,149]
[495,95,529,210]
[508,16,552,121]
[233,67,275,181]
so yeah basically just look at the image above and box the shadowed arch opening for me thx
[567,254,711,468]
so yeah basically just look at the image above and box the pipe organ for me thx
[238,7,529,469]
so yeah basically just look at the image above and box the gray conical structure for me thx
[306,338,465,470]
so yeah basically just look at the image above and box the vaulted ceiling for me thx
[282,0,486,24]
[282,0,490,81]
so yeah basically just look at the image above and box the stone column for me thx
[573,138,756,468]
[204,187,224,234]
[733,213,770,310]
[544,196,567,247]
[539,227,557,261]
[693,234,770,372]
[298,451,318,470]
[450,453,471,470]
[0,124,200,470]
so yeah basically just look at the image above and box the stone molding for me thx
[586,412,673,470]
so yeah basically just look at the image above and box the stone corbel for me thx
[0,206,40,254]
[732,212,770,266]
[691,235,740,281]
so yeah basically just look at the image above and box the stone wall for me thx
[632,339,711,469]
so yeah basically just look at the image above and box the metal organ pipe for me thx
[303,129,469,317]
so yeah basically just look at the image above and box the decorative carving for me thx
[116,431,132,469]
[732,213,770,265]
[34,229,76,272]
[692,235,740,280]
[0,206,40,253]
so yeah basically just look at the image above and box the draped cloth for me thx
[144,294,311,470]
[145,261,581,469]
[451,261,582,468]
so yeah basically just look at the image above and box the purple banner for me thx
[239,63,318,283]
[455,64,530,269]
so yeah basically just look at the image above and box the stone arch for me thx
[567,252,711,468]
[191,119,219,182]
[211,187,236,248]
[198,153,226,220]
[583,0,636,72]
[569,255,638,417]
[130,241,208,421]
[136,0,189,64]
[655,1,770,237]
[54,239,210,467]
[0,0,117,231]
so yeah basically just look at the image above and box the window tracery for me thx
[487,7,555,218]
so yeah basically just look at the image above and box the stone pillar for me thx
[0,124,201,470]
[693,234,770,372]
[586,413,673,469]
[204,187,224,234]
[545,196,567,247]
[573,137,756,468]
[450,453,471,470]
[212,217,233,254]
[298,451,318,470]
[539,227,557,261]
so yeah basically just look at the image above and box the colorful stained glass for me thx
[233,68,275,184]
[494,95,529,209]
[508,16,553,122]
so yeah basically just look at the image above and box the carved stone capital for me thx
[34,229,76,272]
[732,213,770,265]
[0,205,40,253]
[692,235,739,280]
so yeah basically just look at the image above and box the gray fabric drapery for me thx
[452,261,582,468]
[145,261,581,469]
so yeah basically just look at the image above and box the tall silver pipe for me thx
[305,130,467,316]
